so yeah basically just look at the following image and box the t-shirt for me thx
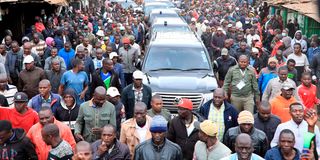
[60,70,89,95]
[287,53,309,67]
[47,140,73,160]
[100,71,112,90]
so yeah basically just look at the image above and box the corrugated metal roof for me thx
[268,0,312,6]
[282,1,320,22]
[44,0,68,5]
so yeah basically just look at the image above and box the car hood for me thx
[142,71,217,93]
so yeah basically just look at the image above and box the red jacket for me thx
[297,84,320,109]
[0,107,39,132]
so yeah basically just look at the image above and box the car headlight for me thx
[203,93,213,104]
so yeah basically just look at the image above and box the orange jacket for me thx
[270,95,297,123]
[27,118,76,160]
[0,107,38,133]
[120,115,152,158]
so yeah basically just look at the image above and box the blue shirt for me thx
[58,48,75,70]
[60,70,89,104]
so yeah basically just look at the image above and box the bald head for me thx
[236,133,252,145]
[213,88,225,96]
[94,86,106,96]
[102,59,113,65]
[42,123,60,137]
[39,79,51,87]
[239,55,249,61]
[134,102,147,112]
[75,141,92,153]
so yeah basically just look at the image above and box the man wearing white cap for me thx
[18,55,46,99]
[107,87,125,133]
[213,48,237,87]
[121,70,152,119]
[249,47,263,73]
[211,27,227,60]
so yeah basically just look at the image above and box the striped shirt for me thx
[208,103,225,141]
[0,84,18,107]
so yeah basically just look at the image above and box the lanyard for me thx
[239,69,246,77]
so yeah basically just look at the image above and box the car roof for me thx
[144,2,168,6]
[152,17,186,26]
[149,8,177,14]
[150,32,202,45]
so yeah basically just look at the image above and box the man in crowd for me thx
[92,124,131,159]
[120,102,152,157]
[297,72,320,109]
[147,94,171,121]
[265,129,300,159]
[223,110,268,157]
[16,42,42,72]
[167,98,199,160]
[221,134,264,160]
[28,79,61,113]
[0,74,17,107]
[286,59,298,84]
[258,57,278,94]
[106,87,125,133]
[262,66,299,102]
[58,42,75,69]
[5,41,22,85]
[121,70,152,119]
[199,88,238,141]
[223,54,260,113]
[0,92,38,132]
[27,107,76,160]
[270,82,297,122]
[74,86,116,143]
[271,102,320,154]
[59,58,89,104]
[44,47,66,71]
[91,58,122,95]
[109,52,125,89]
[213,48,237,87]
[193,120,231,160]
[45,59,66,93]
[18,55,46,99]
[134,115,183,160]
[0,120,38,160]
[254,100,281,145]
[42,123,74,159]
[72,141,93,160]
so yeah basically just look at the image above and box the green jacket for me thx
[223,65,260,98]
[75,100,116,142]
[147,108,172,122]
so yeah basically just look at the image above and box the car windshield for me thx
[144,47,211,71]
[150,13,179,22]
[145,5,170,15]
[152,25,190,32]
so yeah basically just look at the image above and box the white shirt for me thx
[271,119,320,155]
[186,118,196,137]
[287,53,309,67]
[136,122,148,143]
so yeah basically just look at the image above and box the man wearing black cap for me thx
[134,115,182,160]
[0,92,39,132]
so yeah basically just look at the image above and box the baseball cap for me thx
[14,92,28,102]
[103,36,109,41]
[120,26,125,31]
[194,120,218,137]
[282,82,295,90]
[122,38,130,44]
[22,36,30,42]
[252,35,260,41]
[133,70,144,79]
[217,27,223,31]
[237,110,254,124]
[23,55,34,64]
[107,87,120,97]
[252,47,259,53]
[221,48,229,56]
[177,98,193,110]
[96,30,104,37]
[109,52,119,59]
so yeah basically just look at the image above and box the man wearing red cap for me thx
[118,37,139,86]
[167,98,200,160]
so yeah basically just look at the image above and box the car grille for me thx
[154,92,203,112]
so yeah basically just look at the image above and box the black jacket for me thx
[92,140,131,160]
[134,139,182,160]
[0,128,38,160]
[167,116,199,160]
[91,68,122,95]
[121,84,152,119]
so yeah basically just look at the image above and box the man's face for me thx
[33,35,39,43]
[102,61,113,71]
[77,51,85,59]
[258,107,271,121]
[301,75,312,87]
[0,130,11,145]
[278,70,288,81]
[39,83,50,97]
[238,57,248,69]
[96,52,103,60]
[239,123,253,133]
[240,43,246,50]
[83,39,89,46]
[0,79,7,91]
[177,107,190,119]
[51,50,58,58]
[23,44,31,55]
[76,147,92,160]
[104,39,109,45]
[41,130,51,145]
[287,62,295,71]
[151,132,166,144]
[235,141,253,160]
[5,36,12,46]
[65,44,71,52]
[279,133,295,154]
[133,79,142,88]
[14,101,27,113]
[151,98,163,113]
[134,107,147,126]
[212,91,224,107]
[269,61,277,69]
[25,62,34,71]
[289,105,304,124]
[198,130,208,142]
[0,45,5,53]
[52,61,60,71]
[39,110,54,126]
[101,127,116,148]
[64,94,75,107]
[93,94,106,107]
[281,88,293,99]
[12,43,19,52]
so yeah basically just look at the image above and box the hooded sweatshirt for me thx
[0,107,39,133]
[0,128,38,160]
[55,88,80,130]
[291,30,308,53]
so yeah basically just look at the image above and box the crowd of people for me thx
[0,0,320,159]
